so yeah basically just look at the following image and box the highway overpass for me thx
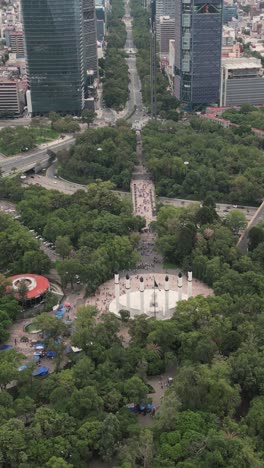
[0,137,76,176]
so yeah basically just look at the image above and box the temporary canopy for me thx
[71,346,82,353]
[46,351,56,358]
[18,365,28,371]
[32,355,40,362]
[139,403,154,411]
[35,343,45,350]
[32,366,49,377]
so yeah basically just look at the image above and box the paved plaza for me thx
[86,272,213,319]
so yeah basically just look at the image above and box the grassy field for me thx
[0,126,60,156]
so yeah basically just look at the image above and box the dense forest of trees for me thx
[0,211,51,275]
[131,0,180,120]
[222,104,264,131]
[102,0,129,109]
[0,205,264,466]
[57,122,137,190]
[15,181,144,293]
[142,118,264,204]
[0,0,264,463]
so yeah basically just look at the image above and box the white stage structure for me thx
[109,272,193,320]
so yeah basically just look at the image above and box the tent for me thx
[0,344,13,352]
[18,365,28,371]
[34,351,43,356]
[32,366,49,377]
[64,302,71,308]
[35,343,45,350]
[71,346,82,353]
[32,355,40,362]
[55,305,66,319]
[46,351,56,359]
[139,403,154,412]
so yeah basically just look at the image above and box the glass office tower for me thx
[21,0,84,114]
[83,0,98,75]
[174,0,223,108]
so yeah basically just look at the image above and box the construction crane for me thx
[150,0,157,119]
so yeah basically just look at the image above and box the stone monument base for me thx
[109,289,188,320]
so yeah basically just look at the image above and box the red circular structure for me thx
[8,274,50,304]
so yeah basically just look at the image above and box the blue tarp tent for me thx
[0,344,13,352]
[32,366,49,377]
[139,403,154,412]
[32,355,40,362]
[55,305,66,319]
[18,365,28,371]
[46,351,56,358]
[35,343,45,350]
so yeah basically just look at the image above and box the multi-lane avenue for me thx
[0,137,76,176]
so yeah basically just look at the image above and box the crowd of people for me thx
[132,179,156,226]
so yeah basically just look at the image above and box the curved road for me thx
[0,137,76,176]
[0,1,145,176]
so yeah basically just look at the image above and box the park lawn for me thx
[31,126,60,144]
[0,126,60,156]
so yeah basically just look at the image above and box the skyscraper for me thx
[21,0,85,115]
[83,0,98,75]
[174,0,223,108]
[156,0,175,42]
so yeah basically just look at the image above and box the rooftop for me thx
[222,57,263,69]
[8,274,50,300]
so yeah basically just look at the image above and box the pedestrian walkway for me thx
[131,178,156,226]
[131,131,156,227]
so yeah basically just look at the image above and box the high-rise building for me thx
[223,4,237,24]
[220,57,264,106]
[5,30,25,58]
[83,0,98,75]
[160,16,175,54]
[174,0,223,108]
[96,4,106,42]
[156,0,175,41]
[21,0,85,115]
[0,72,26,116]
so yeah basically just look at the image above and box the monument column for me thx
[140,277,145,314]
[187,268,193,298]
[164,275,169,317]
[178,272,183,301]
[114,272,120,312]
[125,274,131,311]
